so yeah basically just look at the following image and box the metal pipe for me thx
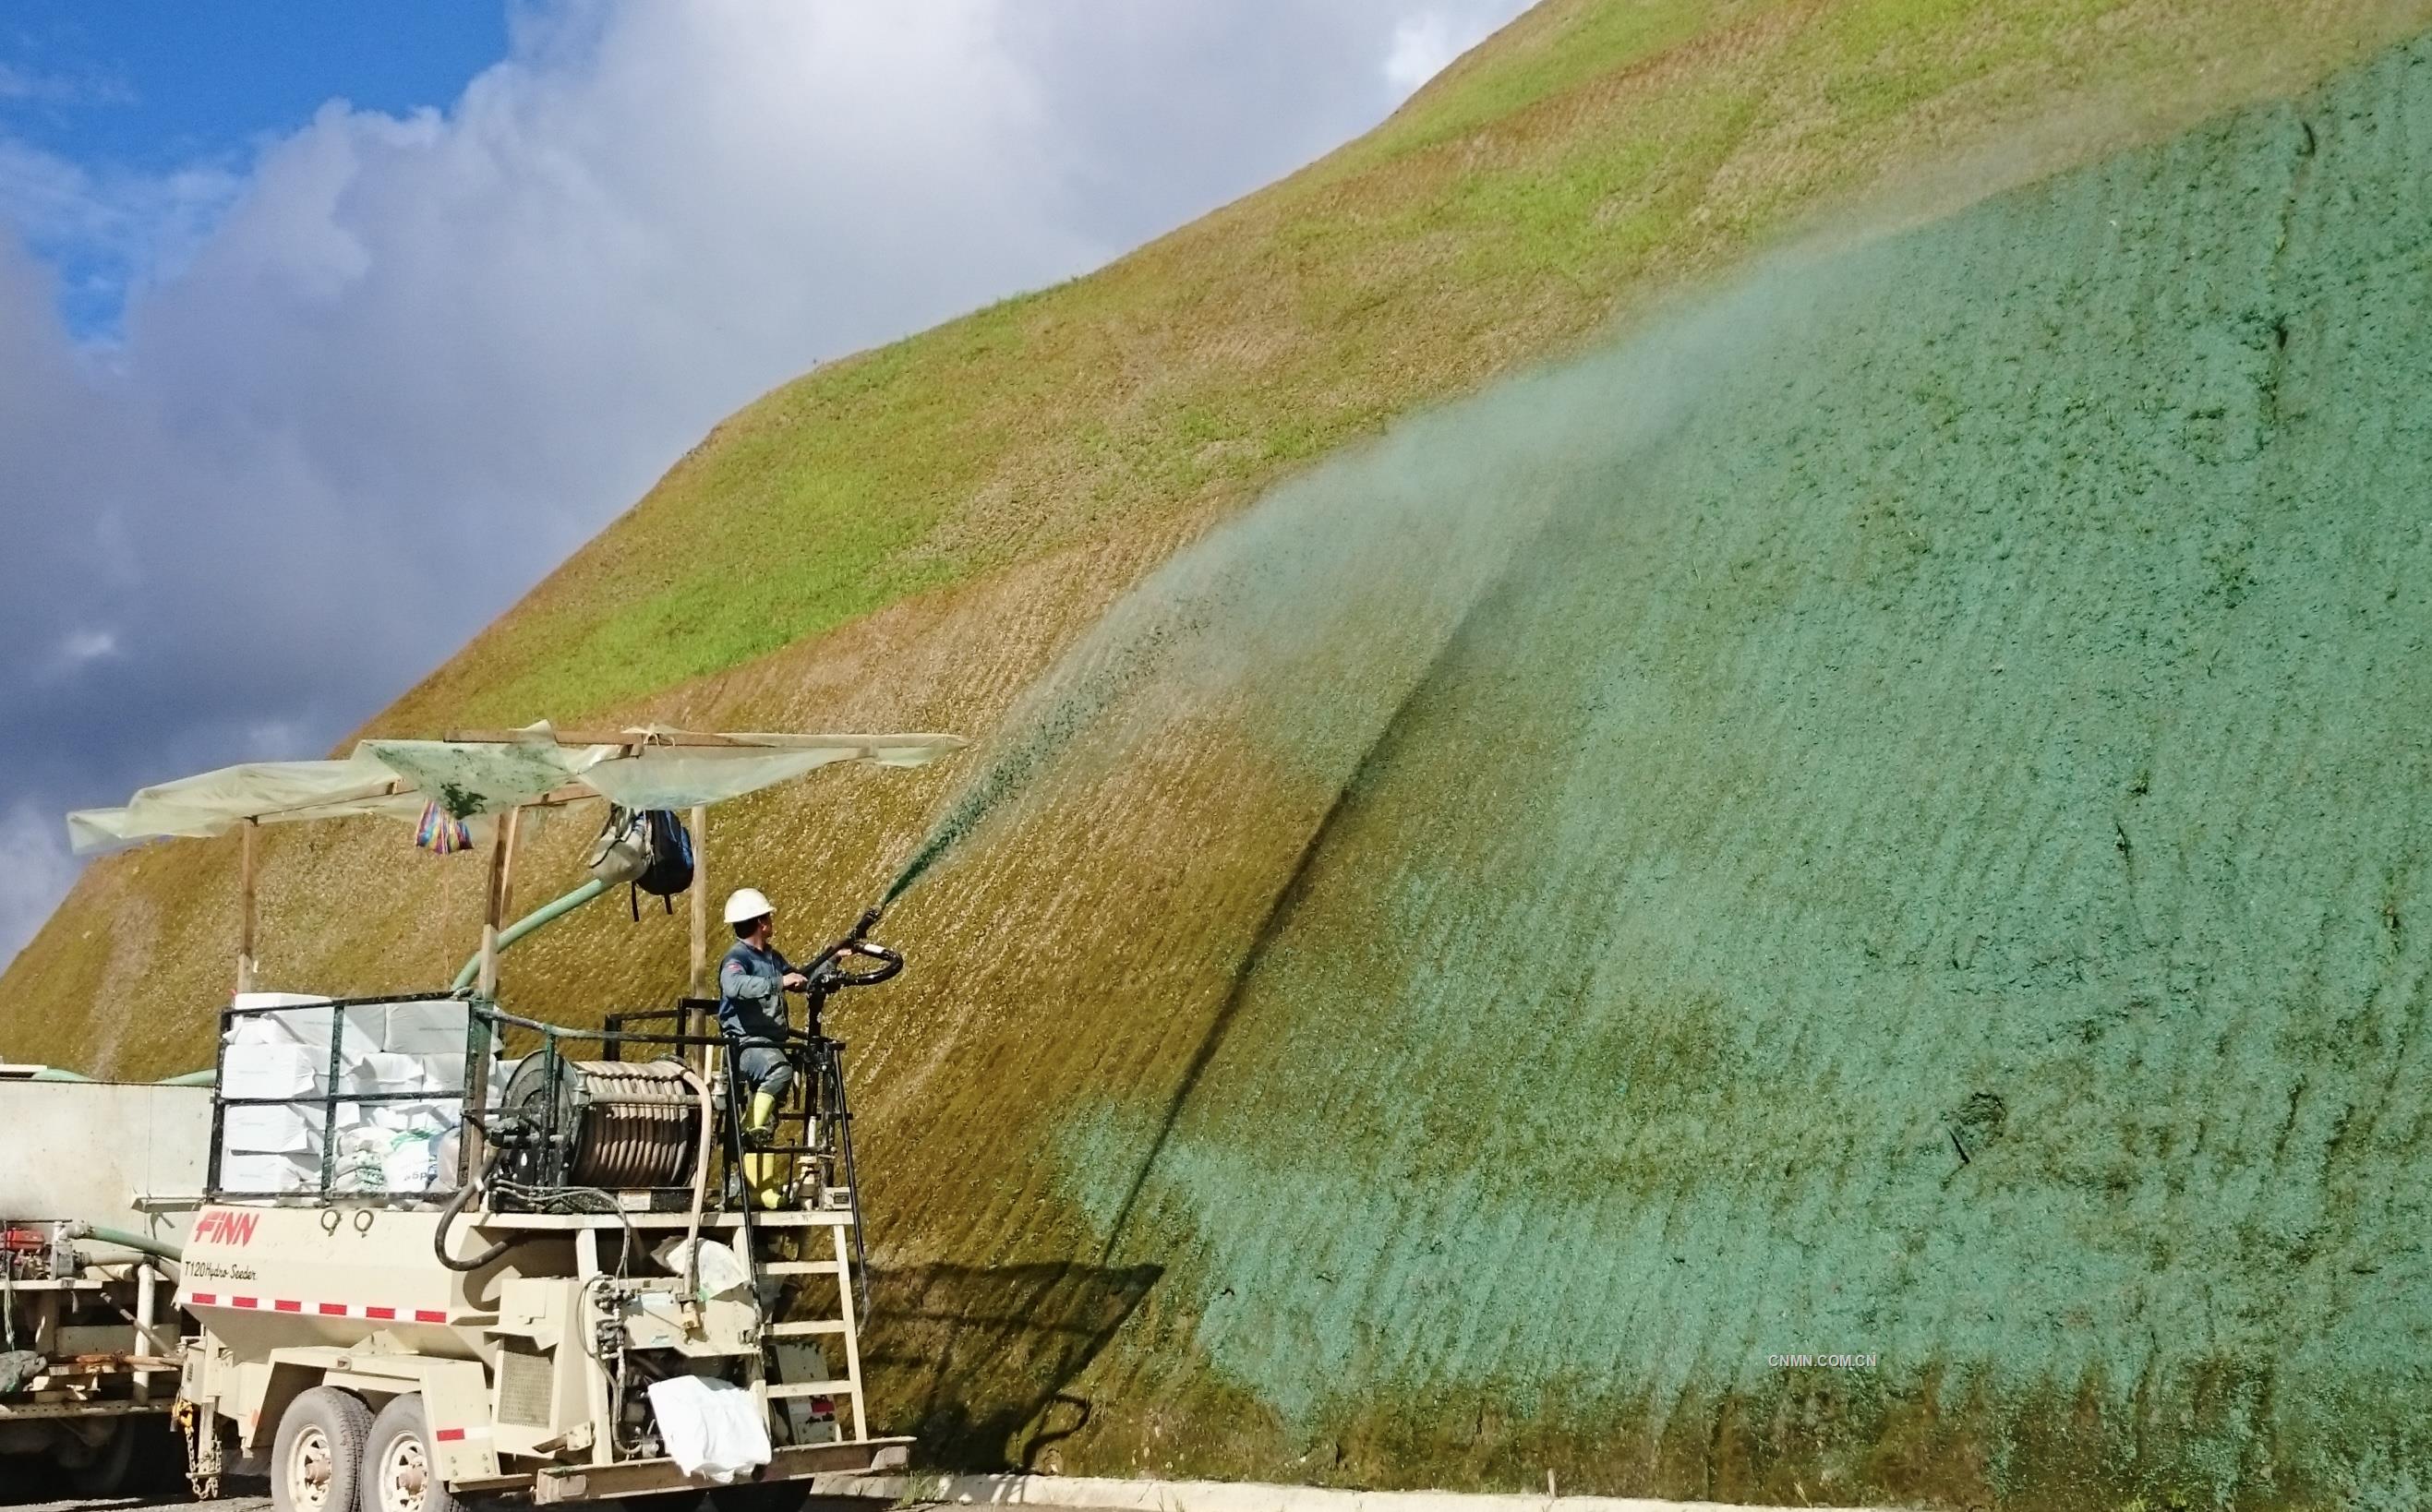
[451,878,610,993]
[675,1062,714,1313]
[62,1222,183,1264]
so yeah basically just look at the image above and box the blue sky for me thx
[0,0,1531,966]
[0,2,508,335]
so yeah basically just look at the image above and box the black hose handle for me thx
[433,1156,517,1273]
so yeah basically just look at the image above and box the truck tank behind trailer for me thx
[0,1067,206,1493]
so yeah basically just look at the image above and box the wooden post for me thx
[235,820,259,996]
[476,807,520,1000]
[491,807,515,923]
[689,804,709,997]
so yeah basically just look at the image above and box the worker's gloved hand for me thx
[780,971,809,990]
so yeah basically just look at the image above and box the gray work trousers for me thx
[734,1043,795,1102]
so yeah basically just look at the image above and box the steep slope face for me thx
[11,6,2432,1511]
[957,39,2432,1507]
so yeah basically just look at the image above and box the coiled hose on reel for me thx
[434,1057,707,1273]
[496,1057,703,1188]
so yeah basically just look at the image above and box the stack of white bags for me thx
[218,993,500,1196]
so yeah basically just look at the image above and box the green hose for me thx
[30,1064,214,1086]
[66,1223,183,1264]
[451,879,611,993]
[157,1067,216,1086]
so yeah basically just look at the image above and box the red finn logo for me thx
[193,1208,259,1246]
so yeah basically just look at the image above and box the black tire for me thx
[708,1485,805,1512]
[361,1393,467,1512]
[272,1386,375,1512]
[61,1416,138,1496]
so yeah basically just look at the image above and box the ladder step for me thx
[766,1319,848,1337]
[758,1261,840,1277]
[765,1380,857,1398]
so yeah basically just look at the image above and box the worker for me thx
[718,887,808,1207]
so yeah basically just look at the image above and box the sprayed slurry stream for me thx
[876,306,1750,913]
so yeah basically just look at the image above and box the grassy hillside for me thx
[379,0,2430,732]
[13,3,2432,1508]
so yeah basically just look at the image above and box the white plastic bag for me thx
[655,1237,753,1301]
[644,1374,771,1482]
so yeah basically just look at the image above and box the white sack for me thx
[382,1000,475,1054]
[222,1102,324,1153]
[644,1375,771,1482]
[225,1001,382,1079]
[222,1044,324,1099]
[348,1051,468,1095]
[219,1151,319,1194]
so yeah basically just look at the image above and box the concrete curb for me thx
[804,1470,1889,1512]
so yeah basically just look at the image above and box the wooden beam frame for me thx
[441,728,756,749]
[476,807,522,1000]
[689,804,709,999]
[235,820,259,996]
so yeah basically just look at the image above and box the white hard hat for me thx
[723,887,774,925]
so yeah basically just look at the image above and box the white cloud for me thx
[0,0,1536,969]
[54,629,117,666]
[0,137,244,331]
[1382,8,1511,93]
[0,61,133,109]
[0,800,80,980]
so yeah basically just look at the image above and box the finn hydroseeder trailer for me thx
[176,971,909,1512]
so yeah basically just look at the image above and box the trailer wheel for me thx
[362,1393,466,1512]
[272,1386,374,1512]
[63,1418,140,1496]
[706,1485,805,1512]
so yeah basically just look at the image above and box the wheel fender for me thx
[255,1349,498,1482]
[249,1354,332,1456]
[354,1361,498,1484]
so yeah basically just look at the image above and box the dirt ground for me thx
[9,1494,925,1512]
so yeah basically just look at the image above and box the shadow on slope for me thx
[861,1261,1163,1471]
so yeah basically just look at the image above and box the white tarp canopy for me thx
[66,750,423,854]
[66,726,966,854]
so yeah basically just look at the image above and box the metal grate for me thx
[498,1339,554,1427]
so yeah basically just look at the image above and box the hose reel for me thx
[495,1056,701,1190]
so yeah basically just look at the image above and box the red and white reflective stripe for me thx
[434,1428,466,1443]
[179,1293,449,1324]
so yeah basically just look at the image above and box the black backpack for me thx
[635,810,695,905]
[586,805,695,918]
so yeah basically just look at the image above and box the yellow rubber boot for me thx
[744,1091,786,1208]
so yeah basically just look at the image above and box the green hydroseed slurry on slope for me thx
[1017,39,2432,1510]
